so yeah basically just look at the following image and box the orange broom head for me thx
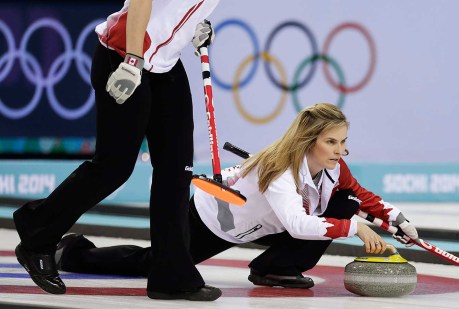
[192,176,246,206]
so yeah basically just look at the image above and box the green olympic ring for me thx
[291,54,346,113]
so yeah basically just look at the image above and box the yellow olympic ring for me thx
[232,52,288,124]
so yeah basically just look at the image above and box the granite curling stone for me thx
[344,244,417,297]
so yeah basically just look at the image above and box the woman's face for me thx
[307,125,348,175]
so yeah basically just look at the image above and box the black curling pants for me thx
[13,43,204,292]
[57,198,234,277]
[58,190,359,277]
[248,189,359,276]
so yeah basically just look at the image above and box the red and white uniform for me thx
[195,158,401,244]
[95,0,220,73]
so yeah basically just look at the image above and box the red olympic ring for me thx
[322,22,377,94]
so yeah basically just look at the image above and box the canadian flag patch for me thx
[127,56,138,67]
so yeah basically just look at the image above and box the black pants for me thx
[13,43,203,292]
[59,190,359,277]
[248,189,358,276]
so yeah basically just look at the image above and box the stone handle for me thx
[385,243,399,255]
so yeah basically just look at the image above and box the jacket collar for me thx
[299,156,319,189]
[299,155,338,188]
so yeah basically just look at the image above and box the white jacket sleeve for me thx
[263,171,353,240]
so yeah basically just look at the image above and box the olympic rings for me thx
[211,18,377,124]
[232,52,288,124]
[0,17,103,120]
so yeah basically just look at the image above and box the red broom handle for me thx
[199,46,221,178]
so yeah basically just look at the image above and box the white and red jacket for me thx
[95,0,220,73]
[194,158,401,244]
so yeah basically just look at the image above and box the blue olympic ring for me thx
[211,19,260,90]
[0,18,102,120]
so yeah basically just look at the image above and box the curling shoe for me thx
[15,243,66,294]
[248,269,314,289]
[147,285,222,301]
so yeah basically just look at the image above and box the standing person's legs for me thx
[12,43,152,293]
[145,60,220,300]
[248,189,359,287]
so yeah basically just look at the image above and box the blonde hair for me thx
[241,103,349,192]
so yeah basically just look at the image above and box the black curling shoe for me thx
[248,269,314,289]
[15,243,66,294]
[147,285,222,301]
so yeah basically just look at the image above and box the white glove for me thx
[106,53,144,104]
[192,20,215,55]
[392,213,419,247]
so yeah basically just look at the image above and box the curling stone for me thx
[344,244,417,297]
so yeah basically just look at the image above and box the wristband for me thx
[124,53,144,70]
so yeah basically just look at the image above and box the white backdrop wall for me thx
[180,0,459,164]
[1,1,458,203]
